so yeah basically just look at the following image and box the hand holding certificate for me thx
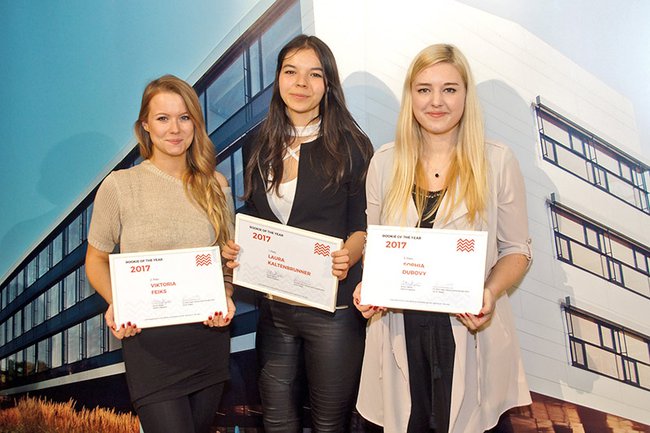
[233,214,343,312]
[109,246,228,328]
[361,225,488,314]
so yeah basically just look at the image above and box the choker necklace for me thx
[293,121,321,138]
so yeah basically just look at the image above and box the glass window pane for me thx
[78,266,93,300]
[85,315,103,358]
[14,310,22,337]
[25,345,36,376]
[27,256,38,286]
[47,282,61,319]
[67,214,83,253]
[233,148,244,210]
[38,246,51,278]
[217,156,233,187]
[66,324,81,364]
[52,333,63,368]
[260,2,301,88]
[24,302,33,329]
[249,40,262,96]
[207,54,245,133]
[37,339,50,372]
[52,232,64,266]
[34,293,46,327]
[64,272,77,309]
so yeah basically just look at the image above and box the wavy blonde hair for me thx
[134,75,232,245]
[383,44,487,227]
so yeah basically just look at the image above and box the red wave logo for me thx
[313,243,331,257]
[195,254,213,266]
[456,238,475,253]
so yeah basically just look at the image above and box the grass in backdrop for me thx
[0,396,139,433]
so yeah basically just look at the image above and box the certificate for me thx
[361,225,488,314]
[109,246,227,328]
[233,214,343,312]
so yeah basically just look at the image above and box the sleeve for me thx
[346,139,372,234]
[87,173,121,253]
[365,151,382,226]
[496,147,532,261]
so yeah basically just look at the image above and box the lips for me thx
[426,112,447,118]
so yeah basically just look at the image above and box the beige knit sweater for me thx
[88,159,234,254]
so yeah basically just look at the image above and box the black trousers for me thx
[256,298,365,433]
[137,382,224,433]
[404,311,455,433]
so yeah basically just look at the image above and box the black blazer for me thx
[243,134,371,307]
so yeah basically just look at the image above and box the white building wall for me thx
[306,0,649,425]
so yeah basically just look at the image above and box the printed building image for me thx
[1,0,648,431]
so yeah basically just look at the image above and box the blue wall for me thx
[0,1,259,279]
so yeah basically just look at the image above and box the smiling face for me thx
[278,48,326,126]
[141,91,195,164]
[411,62,466,143]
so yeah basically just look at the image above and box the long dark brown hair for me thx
[243,34,372,198]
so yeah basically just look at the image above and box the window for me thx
[51,332,63,368]
[78,265,94,300]
[38,245,51,278]
[63,271,77,310]
[37,338,50,372]
[550,201,650,299]
[207,54,246,134]
[66,213,83,253]
[537,102,650,214]
[66,324,82,364]
[565,305,650,391]
[85,315,103,358]
[52,232,64,266]
[47,282,61,319]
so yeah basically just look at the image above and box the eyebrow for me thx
[282,63,324,72]
[414,81,461,87]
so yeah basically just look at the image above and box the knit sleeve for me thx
[87,173,121,253]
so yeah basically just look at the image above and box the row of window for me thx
[550,202,650,299]
[0,266,94,346]
[0,313,120,384]
[565,305,650,390]
[537,103,650,214]
[0,205,92,311]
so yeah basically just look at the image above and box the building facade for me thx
[1,0,648,431]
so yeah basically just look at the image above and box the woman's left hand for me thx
[204,295,236,327]
[456,287,496,332]
[331,248,351,280]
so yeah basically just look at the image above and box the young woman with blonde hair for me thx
[86,75,235,433]
[354,44,532,433]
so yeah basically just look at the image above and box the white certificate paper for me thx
[361,225,488,314]
[233,214,343,312]
[109,246,227,328]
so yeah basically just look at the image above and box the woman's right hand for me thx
[105,304,141,339]
[221,239,241,269]
[353,283,386,319]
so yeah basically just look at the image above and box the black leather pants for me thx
[256,298,365,433]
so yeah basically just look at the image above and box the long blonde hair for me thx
[135,75,232,245]
[383,44,487,227]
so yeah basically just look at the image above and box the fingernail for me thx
[354,298,360,305]
[127,322,132,326]
[225,318,231,323]
[208,316,212,320]
[121,324,125,328]
[477,312,485,318]
[133,324,137,328]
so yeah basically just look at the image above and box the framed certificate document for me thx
[233,214,343,312]
[361,225,488,314]
[109,246,227,328]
